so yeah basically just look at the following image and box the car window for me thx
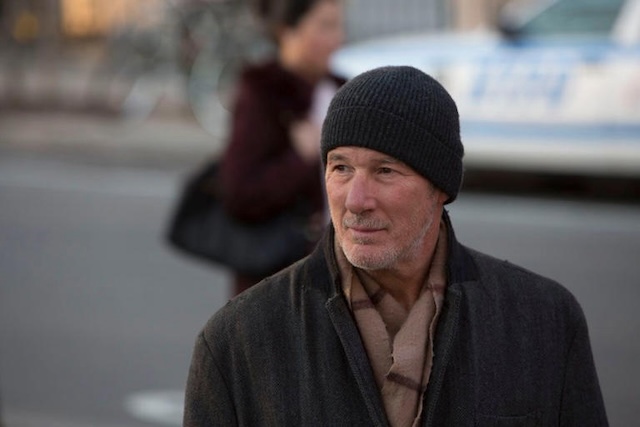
[519,0,626,36]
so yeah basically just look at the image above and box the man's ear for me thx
[437,189,449,205]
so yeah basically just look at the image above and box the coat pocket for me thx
[476,410,542,427]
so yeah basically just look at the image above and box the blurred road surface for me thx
[0,150,639,426]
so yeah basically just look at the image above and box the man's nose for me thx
[345,173,376,214]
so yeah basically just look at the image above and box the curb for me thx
[0,110,222,168]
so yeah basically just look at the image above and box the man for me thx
[183,66,608,426]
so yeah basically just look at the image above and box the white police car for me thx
[331,0,640,176]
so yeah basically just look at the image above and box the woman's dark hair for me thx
[252,0,327,40]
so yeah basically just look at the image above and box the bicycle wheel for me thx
[187,49,243,141]
[95,0,181,123]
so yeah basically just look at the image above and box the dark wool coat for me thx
[219,60,345,222]
[183,213,608,426]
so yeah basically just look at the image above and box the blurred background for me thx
[0,0,639,426]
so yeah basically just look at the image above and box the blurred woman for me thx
[219,0,346,296]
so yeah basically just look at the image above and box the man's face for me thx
[325,146,447,271]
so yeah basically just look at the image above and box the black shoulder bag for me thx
[166,160,312,277]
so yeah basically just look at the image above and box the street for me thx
[1,151,639,426]
[0,151,229,427]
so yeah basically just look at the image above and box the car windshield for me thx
[518,0,626,36]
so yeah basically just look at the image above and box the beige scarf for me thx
[337,222,448,427]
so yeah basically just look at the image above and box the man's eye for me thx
[379,167,393,174]
[332,164,348,172]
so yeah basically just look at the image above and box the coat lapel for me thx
[326,294,390,427]
[421,284,463,426]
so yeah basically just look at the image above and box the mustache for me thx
[343,215,387,230]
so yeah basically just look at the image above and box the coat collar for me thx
[316,209,478,426]
[242,60,346,102]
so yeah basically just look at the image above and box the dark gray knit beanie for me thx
[321,66,464,203]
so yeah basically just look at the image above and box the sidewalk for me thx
[0,109,221,168]
[0,43,223,168]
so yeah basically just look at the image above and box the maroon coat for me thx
[219,60,345,292]
[220,60,344,222]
